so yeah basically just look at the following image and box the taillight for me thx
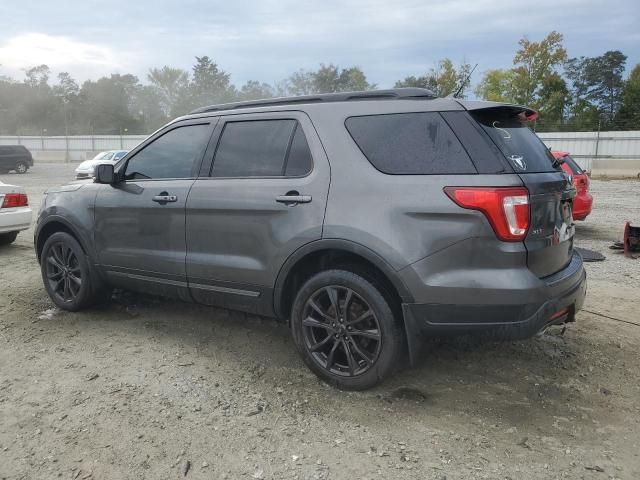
[574,176,589,193]
[1,193,29,208]
[444,187,530,242]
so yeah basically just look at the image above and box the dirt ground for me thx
[1,164,639,480]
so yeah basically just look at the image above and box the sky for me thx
[0,0,638,91]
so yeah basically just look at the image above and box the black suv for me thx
[0,145,33,174]
[35,89,586,389]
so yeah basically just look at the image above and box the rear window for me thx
[562,155,584,174]
[345,113,476,175]
[471,109,559,173]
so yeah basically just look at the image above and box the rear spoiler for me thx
[455,100,539,122]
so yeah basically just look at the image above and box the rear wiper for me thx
[551,156,565,169]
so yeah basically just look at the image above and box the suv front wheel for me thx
[291,269,404,390]
[40,232,110,311]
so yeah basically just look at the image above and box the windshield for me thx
[94,151,115,160]
[471,110,559,173]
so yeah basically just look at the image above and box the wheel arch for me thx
[36,217,91,263]
[273,239,414,321]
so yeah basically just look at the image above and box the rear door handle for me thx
[276,194,312,205]
[152,194,178,203]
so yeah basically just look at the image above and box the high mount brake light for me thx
[444,187,530,242]
[1,193,29,209]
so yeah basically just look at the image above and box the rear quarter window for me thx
[345,112,477,175]
[471,109,558,173]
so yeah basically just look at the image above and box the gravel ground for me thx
[1,165,639,480]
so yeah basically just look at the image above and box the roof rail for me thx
[190,88,436,114]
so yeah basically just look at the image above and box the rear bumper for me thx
[0,207,32,234]
[401,251,586,359]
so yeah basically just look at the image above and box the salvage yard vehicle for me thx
[75,150,129,179]
[0,145,34,174]
[0,180,31,245]
[34,88,586,389]
[552,150,593,221]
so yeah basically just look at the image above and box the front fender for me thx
[35,185,99,262]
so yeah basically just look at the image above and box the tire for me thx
[14,161,28,174]
[40,232,110,311]
[290,269,404,390]
[0,231,18,246]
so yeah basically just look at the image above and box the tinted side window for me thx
[441,111,509,174]
[0,146,14,155]
[345,113,476,174]
[284,124,313,176]
[125,124,211,180]
[212,120,296,177]
[471,110,558,173]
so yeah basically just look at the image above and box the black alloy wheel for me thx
[301,285,382,377]
[45,241,82,303]
[291,269,404,390]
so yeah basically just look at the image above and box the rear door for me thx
[185,111,330,314]
[470,108,575,277]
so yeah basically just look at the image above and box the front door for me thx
[185,112,330,314]
[94,120,215,298]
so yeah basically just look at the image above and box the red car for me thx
[551,150,593,221]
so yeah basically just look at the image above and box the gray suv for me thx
[35,89,586,390]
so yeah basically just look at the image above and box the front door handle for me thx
[152,193,178,203]
[276,193,312,205]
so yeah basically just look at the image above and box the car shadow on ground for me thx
[40,289,596,431]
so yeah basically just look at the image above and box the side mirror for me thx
[95,164,116,184]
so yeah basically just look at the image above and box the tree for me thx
[52,73,80,135]
[535,73,570,129]
[24,65,51,89]
[285,70,316,96]
[476,32,567,108]
[132,85,168,133]
[19,65,56,134]
[337,66,375,92]
[53,72,79,102]
[283,64,374,95]
[77,74,143,134]
[190,56,234,107]
[569,51,627,122]
[511,31,567,105]
[474,69,517,102]
[238,80,274,101]
[147,66,190,117]
[615,64,640,129]
[396,58,472,97]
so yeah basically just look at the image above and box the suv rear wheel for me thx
[291,269,404,390]
[41,232,110,311]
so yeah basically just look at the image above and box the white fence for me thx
[0,135,147,162]
[1,131,639,176]
[537,130,640,174]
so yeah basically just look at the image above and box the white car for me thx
[0,180,32,245]
[75,150,128,179]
